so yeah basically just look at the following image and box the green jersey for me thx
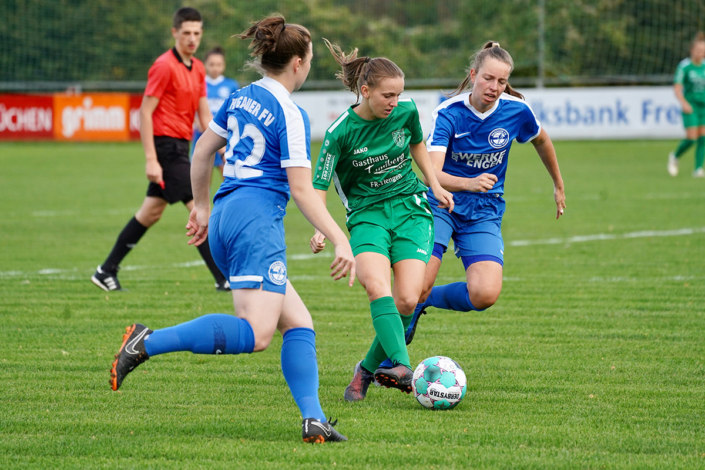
[312,99,428,216]
[675,58,705,104]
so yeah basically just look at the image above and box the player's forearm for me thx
[534,135,564,189]
[674,84,688,106]
[434,170,476,192]
[288,169,347,246]
[315,189,327,207]
[409,142,443,190]
[190,130,221,207]
[139,111,157,161]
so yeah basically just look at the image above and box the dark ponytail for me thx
[323,38,404,103]
[205,46,225,62]
[449,41,524,100]
[236,15,311,76]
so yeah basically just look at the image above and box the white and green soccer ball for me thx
[412,356,467,410]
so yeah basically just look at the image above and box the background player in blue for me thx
[109,16,356,444]
[192,46,239,179]
[403,41,566,341]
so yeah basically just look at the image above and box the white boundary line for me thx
[508,227,705,247]
[1,227,703,279]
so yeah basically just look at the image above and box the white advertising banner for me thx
[292,86,683,141]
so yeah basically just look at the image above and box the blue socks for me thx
[144,314,255,356]
[423,282,481,312]
[281,328,327,422]
[143,316,327,422]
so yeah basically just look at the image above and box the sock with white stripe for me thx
[280,328,327,422]
[102,216,147,272]
[143,314,255,356]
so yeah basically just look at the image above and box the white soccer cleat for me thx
[694,167,705,178]
[667,152,679,177]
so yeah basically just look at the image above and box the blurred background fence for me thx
[2,0,705,92]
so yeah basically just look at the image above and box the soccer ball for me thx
[412,356,467,410]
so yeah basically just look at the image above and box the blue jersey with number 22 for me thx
[209,76,311,201]
[426,93,541,195]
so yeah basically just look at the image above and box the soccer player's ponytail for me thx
[448,41,524,100]
[236,15,311,76]
[323,39,404,103]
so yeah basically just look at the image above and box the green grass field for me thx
[1,140,704,469]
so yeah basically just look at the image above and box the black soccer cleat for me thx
[91,265,122,291]
[374,363,414,394]
[343,360,375,402]
[405,306,428,345]
[109,323,152,391]
[302,418,347,443]
[215,279,230,291]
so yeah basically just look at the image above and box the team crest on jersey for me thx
[488,128,509,149]
[392,129,405,148]
[218,86,231,98]
[268,261,287,285]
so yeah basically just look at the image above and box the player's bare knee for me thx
[364,280,391,302]
[469,289,500,311]
[136,210,161,227]
[252,335,273,352]
[396,296,419,316]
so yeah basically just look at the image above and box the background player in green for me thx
[669,31,705,177]
[310,40,454,401]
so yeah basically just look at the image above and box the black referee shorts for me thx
[146,136,194,204]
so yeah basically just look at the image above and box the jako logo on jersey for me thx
[62,97,125,138]
[488,128,509,149]
[354,147,368,155]
[268,261,287,285]
[417,248,428,255]
[392,129,405,148]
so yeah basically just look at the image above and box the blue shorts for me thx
[209,187,288,294]
[428,190,505,265]
[191,130,224,167]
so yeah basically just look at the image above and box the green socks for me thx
[674,139,695,158]
[361,297,410,371]
[696,137,705,170]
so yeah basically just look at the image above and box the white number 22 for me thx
[223,116,266,179]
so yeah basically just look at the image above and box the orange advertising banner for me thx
[53,93,130,141]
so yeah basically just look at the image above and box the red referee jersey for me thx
[144,48,206,140]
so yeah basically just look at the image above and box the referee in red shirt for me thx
[92,7,228,292]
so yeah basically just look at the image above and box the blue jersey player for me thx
[401,42,566,345]
[192,46,240,176]
[109,16,355,444]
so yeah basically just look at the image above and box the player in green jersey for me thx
[310,40,454,402]
[669,32,705,177]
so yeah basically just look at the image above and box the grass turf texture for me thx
[1,140,704,469]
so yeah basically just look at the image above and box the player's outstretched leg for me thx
[109,314,255,391]
[109,324,153,390]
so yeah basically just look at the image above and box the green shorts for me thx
[682,102,705,128]
[346,193,434,265]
